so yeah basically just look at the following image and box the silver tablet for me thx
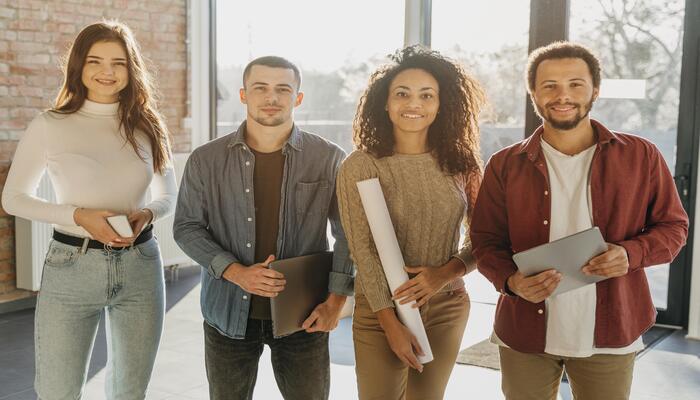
[512,227,609,296]
[269,252,333,337]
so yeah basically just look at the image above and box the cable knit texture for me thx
[337,150,478,312]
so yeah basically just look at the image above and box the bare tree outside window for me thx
[572,0,685,171]
[571,0,686,310]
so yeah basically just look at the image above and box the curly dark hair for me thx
[354,45,485,176]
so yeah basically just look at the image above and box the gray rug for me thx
[456,339,501,370]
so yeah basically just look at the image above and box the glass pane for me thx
[432,0,531,162]
[570,0,686,310]
[570,0,684,172]
[215,0,405,154]
[433,1,530,305]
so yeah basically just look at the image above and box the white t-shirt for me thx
[541,139,643,357]
[1,100,178,238]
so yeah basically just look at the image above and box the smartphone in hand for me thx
[107,215,135,237]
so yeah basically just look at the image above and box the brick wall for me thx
[0,0,190,300]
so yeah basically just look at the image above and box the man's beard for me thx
[250,107,287,127]
[535,98,594,130]
[252,114,286,127]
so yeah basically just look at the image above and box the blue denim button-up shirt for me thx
[173,121,354,339]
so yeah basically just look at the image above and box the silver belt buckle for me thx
[79,237,90,254]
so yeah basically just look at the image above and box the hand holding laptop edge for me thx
[507,269,563,303]
[222,255,287,297]
[301,293,347,333]
[511,227,610,299]
[581,243,630,278]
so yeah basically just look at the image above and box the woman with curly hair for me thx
[336,45,485,399]
[2,21,176,399]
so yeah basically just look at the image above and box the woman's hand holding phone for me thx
[73,208,133,246]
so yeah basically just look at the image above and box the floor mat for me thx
[455,339,500,370]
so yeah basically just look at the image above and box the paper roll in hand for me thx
[356,178,434,364]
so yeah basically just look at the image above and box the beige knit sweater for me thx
[337,150,477,312]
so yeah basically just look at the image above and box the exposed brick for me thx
[9,40,43,52]
[0,7,16,19]
[16,18,42,31]
[0,221,12,236]
[29,0,46,10]
[0,141,18,162]
[122,9,149,21]
[0,228,13,251]
[1,30,17,41]
[0,281,17,296]
[14,67,42,79]
[0,116,26,128]
[18,8,47,21]
[12,86,44,97]
[58,23,75,34]
[55,3,76,13]
[0,260,15,273]
[75,5,104,17]
[16,53,50,65]
[16,31,33,41]
[15,0,32,8]
[0,243,14,266]
[9,107,39,119]
[0,272,17,284]
[33,31,52,43]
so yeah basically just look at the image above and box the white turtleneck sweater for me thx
[2,100,178,238]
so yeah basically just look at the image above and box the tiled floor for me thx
[1,268,699,399]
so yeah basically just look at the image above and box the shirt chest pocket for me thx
[295,180,331,217]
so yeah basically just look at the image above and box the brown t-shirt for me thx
[248,148,285,320]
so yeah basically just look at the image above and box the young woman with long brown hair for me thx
[337,46,484,399]
[2,21,176,399]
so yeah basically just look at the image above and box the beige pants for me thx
[499,346,636,400]
[353,290,470,400]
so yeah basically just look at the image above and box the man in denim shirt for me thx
[174,56,354,400]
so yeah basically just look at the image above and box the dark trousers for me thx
[204,320,330,400]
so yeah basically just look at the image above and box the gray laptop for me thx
[269,252,333,337]
[512,227,609,296]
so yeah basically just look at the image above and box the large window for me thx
[432,1,530,162]
[215,0,405,153]
[570,0,686,310]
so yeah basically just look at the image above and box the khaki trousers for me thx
[499,346,636,400]
[353,290,470,400]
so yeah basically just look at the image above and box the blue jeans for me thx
[34,238,165,400]
[204,320,330,400]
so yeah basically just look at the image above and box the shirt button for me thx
[247,217,252,222]
[245,188,250,193]
[245,161,250,166]
[538,309,544,314]
[243,295,248,300]
[543,220,549,225]
[246,243,251,248]
[544,190,549,196]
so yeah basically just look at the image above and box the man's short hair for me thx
[526,41,601,93]
[242,56,302,90]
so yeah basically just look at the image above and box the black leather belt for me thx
[53,224,154,250]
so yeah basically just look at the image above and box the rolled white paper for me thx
[356,178,434,364]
